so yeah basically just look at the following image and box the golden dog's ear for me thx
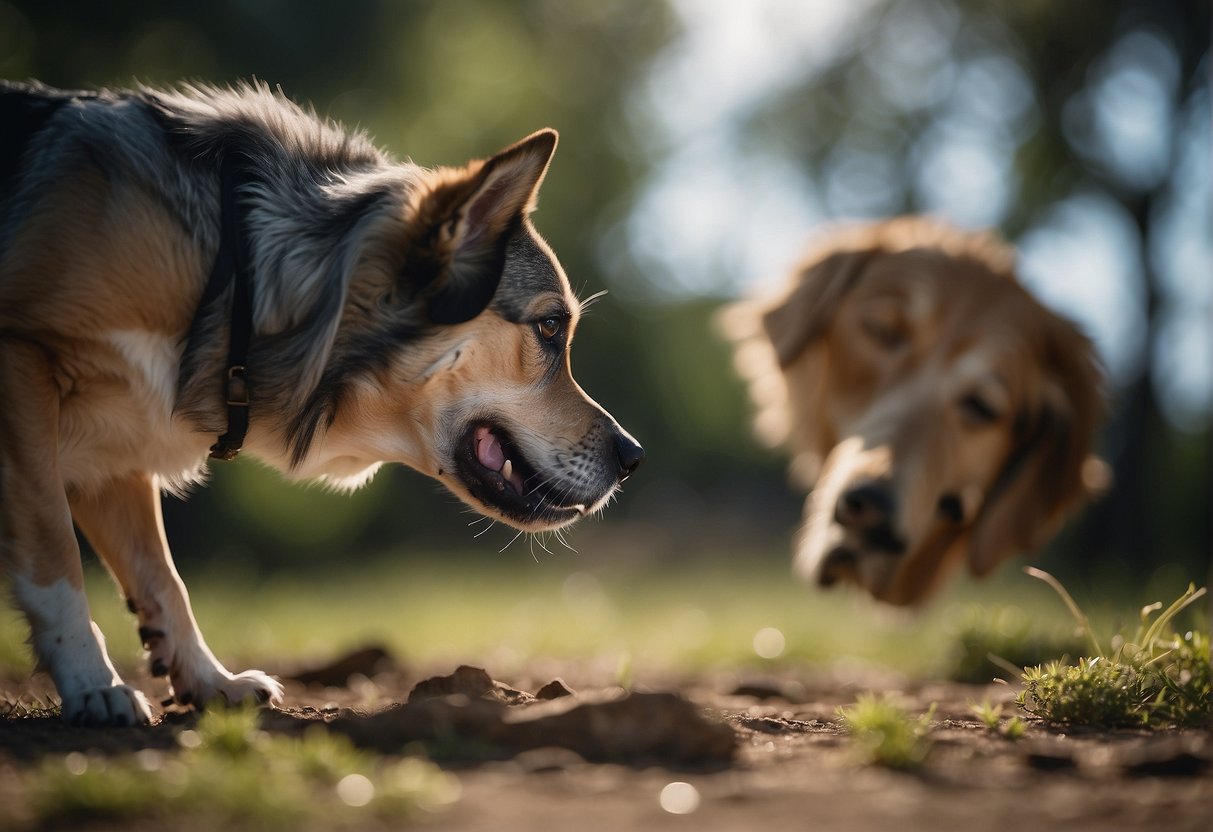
[968,318,1105,577]
[762,250,871,367]
[413,129,558,324]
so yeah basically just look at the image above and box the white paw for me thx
[11,578,152,727]
[61,684,153,727]
[135,613,282,710]
[170,663,284,709]
[216,669,285,707]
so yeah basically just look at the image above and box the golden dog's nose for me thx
[835,483,905,554]
[836,484,893,528]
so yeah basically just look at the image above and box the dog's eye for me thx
[536,317,563,343]
[861,318,906,349]
[960,393,1000,424]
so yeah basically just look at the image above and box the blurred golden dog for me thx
[725,217,1105,605]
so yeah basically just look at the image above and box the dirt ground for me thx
[1,651,1210,832]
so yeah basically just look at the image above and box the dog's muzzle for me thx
[811,481,906,590]
[454,418,642,530]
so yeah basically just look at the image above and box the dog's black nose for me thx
[614,432,645,481]
[836,484,894,528]
[937,493,964,523]
[835,483,904,553]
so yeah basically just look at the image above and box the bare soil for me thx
[2,650,1210,831]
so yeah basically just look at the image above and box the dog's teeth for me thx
[501,459,513,481]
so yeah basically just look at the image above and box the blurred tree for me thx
[743,0,1211,579]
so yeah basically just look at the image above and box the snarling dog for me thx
[725,217,1104,606]
[0,81,643,725]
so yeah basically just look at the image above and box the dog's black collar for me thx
[192,153,256,461]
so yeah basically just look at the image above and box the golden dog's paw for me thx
[61,683,153,727]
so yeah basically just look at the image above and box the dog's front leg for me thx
[69,471,284,710]
[0,338,152,725]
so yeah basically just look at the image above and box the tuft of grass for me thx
[970,699,1002,730]
[837,693,936,770]
[615,651,634,690]
[24,706,459,829]
[1018,658,1148,728]
[1015,571,1210,730]
[1003,714,1026,739]
[968,700,1025,740]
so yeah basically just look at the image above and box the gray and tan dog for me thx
[726,218,1105,606]
[0,81,642,726]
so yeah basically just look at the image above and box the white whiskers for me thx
[499,527,527,554]
[578,288,609,314]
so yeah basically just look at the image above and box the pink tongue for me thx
[475,426,506,470]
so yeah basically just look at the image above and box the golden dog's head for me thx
[729,218,1105,604]
[278,130,643,532]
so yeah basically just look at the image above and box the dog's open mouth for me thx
[454,422,585,527]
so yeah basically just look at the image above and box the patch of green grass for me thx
[837,693,936,770]
[24,706,459,830]
[0,559,1188,689]
[1015,570,1210,729]
[0,559,1109,682]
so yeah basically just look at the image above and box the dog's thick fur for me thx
[725,217,1105,605]
[0,81,642,725]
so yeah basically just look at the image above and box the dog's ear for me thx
[967,316,1105,577]
[762,250,871,367]
[412,129,558,324]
